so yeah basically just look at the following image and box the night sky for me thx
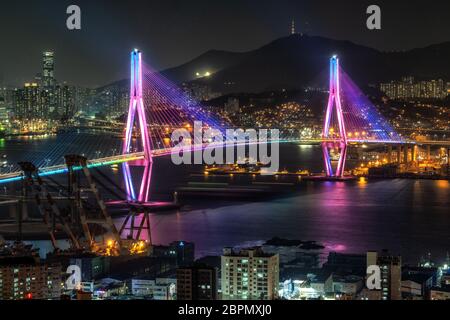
[1,0,449,87]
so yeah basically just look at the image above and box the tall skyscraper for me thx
[221,247,279,300]
[0,87,8,129]
[42,51,55,88]
[60,84,76,118]
[0,96,7,130]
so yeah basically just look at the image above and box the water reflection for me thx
[121,177,450,264]
[0,136,447,264]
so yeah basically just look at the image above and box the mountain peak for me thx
[173,35,450,94]
[101,36,450,95]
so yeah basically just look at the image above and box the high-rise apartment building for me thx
[0,256,62,300]
[42,51,55,88]
[0,89,8,129]
[221,247,279,300]
[59,84,76,118]
[367,250,402,300]
[177,264,218,300]
[13,83,40,120]
[380,77,447,100]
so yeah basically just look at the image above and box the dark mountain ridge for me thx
[100,35,450,95]
[191,34,450,94]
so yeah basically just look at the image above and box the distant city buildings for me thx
[128,276,176,299]
[70,254,110,282]
[0,259,61,300]
[274,245,450,301]
[430,286,450,300]
[367,250,402,300]
[153,241,195,267]
[93,82,129,119]
[177,264,218,300]
[401,271,434,299]
[380,76,448,100]
[221,247,279,300]
[224,97,239,114]
[0,238,449,301]
[243,102,315,130]
[0,246,61,300]
[0,87,10,131]
[42,51,55,88]
[182,82,221,101]
[11,81,79,127]
[2,50,92,133]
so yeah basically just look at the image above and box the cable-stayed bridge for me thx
[0,50,446,187]
[1,50,449,255]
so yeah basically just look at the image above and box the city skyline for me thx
[0,1,449,304]
[1,0,450,87]
[2,35,450,91]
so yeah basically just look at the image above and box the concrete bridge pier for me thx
[403,145,409,164]
[397,145,402,164]
[388,145,393,163]
[426,145,431,161]
[412,145,417,162]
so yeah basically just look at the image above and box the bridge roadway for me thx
[0,138,448,185]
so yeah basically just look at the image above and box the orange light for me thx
[436,180,449,189]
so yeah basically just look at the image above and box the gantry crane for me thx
[64,155,122,255]
[18,162,81,250]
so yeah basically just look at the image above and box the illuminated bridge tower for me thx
[322,56,348,177]
[122,49,153,203]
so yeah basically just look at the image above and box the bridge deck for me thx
[0,138,448,184]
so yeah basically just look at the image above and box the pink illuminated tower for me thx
[322,56,347,177]
[122,49,153,202]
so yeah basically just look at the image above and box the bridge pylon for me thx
[118,49,155,253]
[122,49,153,203]
[322,56,348,177]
